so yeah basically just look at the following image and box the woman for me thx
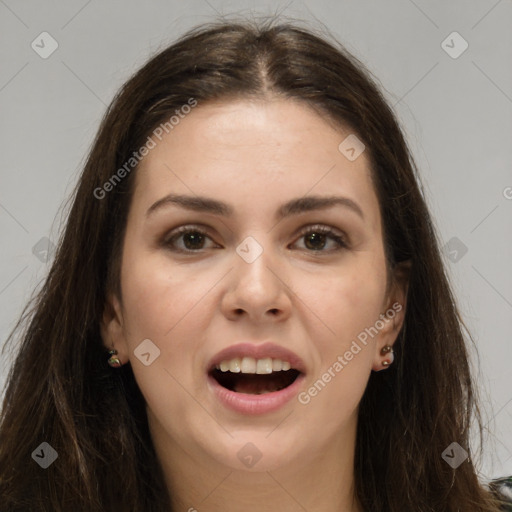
[0,17,511,512]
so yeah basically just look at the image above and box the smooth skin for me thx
[101,98,409,512]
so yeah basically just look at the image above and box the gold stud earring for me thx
[380,345,394,367]
[107,348,122,368]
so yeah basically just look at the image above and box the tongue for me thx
[212,369,300,394]
[233,374,282,395]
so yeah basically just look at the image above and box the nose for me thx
[221,237,292,323]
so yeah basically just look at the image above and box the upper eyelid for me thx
[166,223,346,238]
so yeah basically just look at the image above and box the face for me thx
[101,98,407,474]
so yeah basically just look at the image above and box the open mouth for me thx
[211,368,301,394]
[209,357,302,395]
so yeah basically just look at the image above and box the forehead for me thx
[132,98,379,224]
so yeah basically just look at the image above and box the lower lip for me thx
[207,373,305,415]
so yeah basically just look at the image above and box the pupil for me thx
[305,232,326,250]
[184,232,204,249]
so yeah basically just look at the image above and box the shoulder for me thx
[488,476,512,510]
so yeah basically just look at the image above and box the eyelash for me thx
[162,224,348,254]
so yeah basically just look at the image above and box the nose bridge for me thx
[227,232,289,317]
[235,234,278,289]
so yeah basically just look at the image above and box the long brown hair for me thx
[0,17,507,511]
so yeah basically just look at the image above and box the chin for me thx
[198,429,304,472]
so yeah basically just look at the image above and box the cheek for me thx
[296,271,383,424]
[118,249,210,412]
[120,244,200,336]
[294,258,386,415]
[119,245,221,387]
[300,259,387,342]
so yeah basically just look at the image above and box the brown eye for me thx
[304,232,328,250]
[181,231,206,250]
[162,224,347,254]
[163,226,216,253]
[294,225,348,252]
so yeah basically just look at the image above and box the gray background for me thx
[1,0,511,479]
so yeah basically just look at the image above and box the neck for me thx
[148,413,363,512]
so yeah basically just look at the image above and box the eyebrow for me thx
[145,193,364,221]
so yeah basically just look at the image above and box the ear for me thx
[100,292,129,364]
[372,260,411,371]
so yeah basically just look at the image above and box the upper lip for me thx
[208,342,306,374]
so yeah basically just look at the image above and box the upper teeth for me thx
[216,357,292,374]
